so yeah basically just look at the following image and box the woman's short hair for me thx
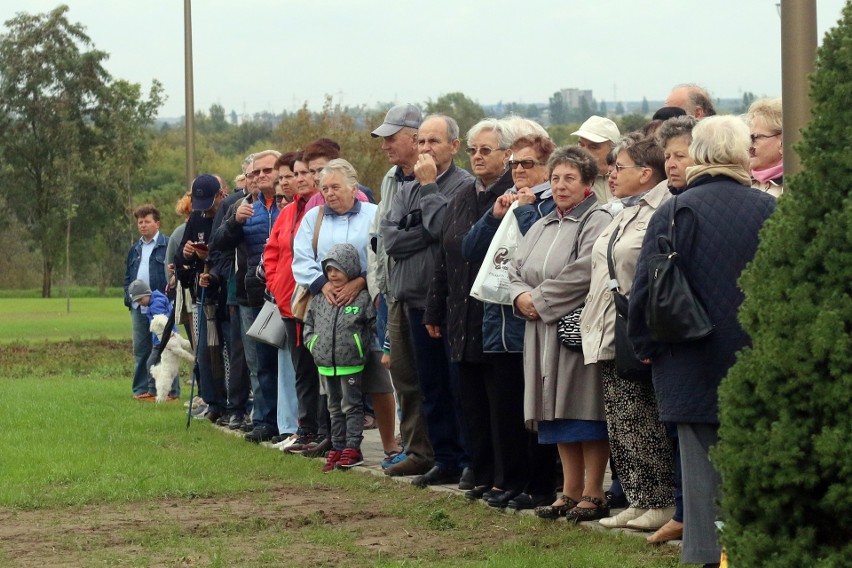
[746,97,783,133]
[688,116,751,170]
[621,138,666,183]
[320,158,358,189]
[655,115,699,149]
[501,116,550,142]
[547,146,598,185]
[511,135,556,163]
[466,118,513,149]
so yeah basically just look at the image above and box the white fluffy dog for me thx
[149,314,195,402]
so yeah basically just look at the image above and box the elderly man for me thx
[380,114,473,486]
[572,115,621,204]
[664,84,717,119]
[212,150,282,443]
[124,204,169,400]
[369,104,423,468]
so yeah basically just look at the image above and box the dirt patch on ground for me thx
[0,484,495,567]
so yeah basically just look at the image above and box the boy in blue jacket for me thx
[303,243,375,472]
[128,279,181,401]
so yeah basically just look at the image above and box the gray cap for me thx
[371,103,423,138]
[129,279,152,302]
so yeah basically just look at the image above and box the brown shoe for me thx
[646,519,683,543]
[384,455,432,477]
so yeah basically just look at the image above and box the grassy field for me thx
[0,298,128,343]
[0,301,685,567]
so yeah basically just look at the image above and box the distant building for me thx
[560,88,595,109]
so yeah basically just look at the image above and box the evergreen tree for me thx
[641,96,649,114]
[714,4,852,566]
[614,101,625,115]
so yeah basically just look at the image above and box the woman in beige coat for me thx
[582,136,677,534]
[509,146,612,522]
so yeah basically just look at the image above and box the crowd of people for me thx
[123,84,783,568]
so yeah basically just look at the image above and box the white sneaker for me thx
[599,507,649,528]
[273,433,300,450]
[625,507,677,531]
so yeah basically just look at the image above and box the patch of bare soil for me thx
[0,484,494,567]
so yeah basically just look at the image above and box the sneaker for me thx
[384,454,432,477]
[302,436,332,458]
[215,413,231,427]
[382,451,407,470]
[322,450,342,473]
[184,396,203,409]
[190,402,209,417]
[336,448,364,469]
[240,418,254,433]
[244,425,276,443]
[285,433,318,454]
[271,433,298,450]
[227,413,245,430]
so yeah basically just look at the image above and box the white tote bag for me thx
[469,201,521,305]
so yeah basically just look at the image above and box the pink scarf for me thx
[752,161,784,184]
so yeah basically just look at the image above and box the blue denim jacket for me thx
[124,232,169,308]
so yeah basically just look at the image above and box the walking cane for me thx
[186,284,206,430]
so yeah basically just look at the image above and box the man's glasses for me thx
[613,163,646,173]
[508,159,542,170]
[246,167,275,179]
[750,133,781,143]
[466,146,499,157]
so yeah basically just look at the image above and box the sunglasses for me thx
[246,167,275,179]
[466,146,500,157]
[508,159,542,170]
[274,194,287,202]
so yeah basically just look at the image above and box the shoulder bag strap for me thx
[312,205,324,260]
[605,224,621,291]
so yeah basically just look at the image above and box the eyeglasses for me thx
[246,167,275,179]
[466,146,500,157]
[613,162,646,173]
[508,159,542,170]
[274,194,287,202]
[750,133,781,143]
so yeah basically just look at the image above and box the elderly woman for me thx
[746,97,784,197]
[460,132,559,510]
[582,137,677,534]
[628,117,776,566]
[291,159,401,461]
[508,146,612,522]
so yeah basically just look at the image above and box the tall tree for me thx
[424,92,486,142]
[549,91,568,125]
[641,96,649,114]
[0,5,162,297]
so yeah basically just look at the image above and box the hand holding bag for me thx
[606,226,652,380]
[291,206,324,321]
[470,201,521,305]
[644,195,714,343]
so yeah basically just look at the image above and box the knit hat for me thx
[129,279,152,302]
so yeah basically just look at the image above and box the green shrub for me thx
[715,5,852,566]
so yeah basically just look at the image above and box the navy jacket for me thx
[124,232,169,308]
[628,174,776,423]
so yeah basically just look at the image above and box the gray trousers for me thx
[678,422,722,565]
[322,373,364,450]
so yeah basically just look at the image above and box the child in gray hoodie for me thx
[303,243,375,471]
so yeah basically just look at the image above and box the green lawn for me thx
[0,297,129,343]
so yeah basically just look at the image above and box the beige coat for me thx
[581,181,672,363]
[508,196,611,424]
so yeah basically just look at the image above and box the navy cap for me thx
[191,174,220,211]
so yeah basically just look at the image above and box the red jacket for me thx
[264,192,317,318]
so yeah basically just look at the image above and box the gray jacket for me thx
[303,243,376,377]
[380,162,473,309]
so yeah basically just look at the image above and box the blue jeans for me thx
[195,304,226,413]
[131,307,152,395]
[277,341,299,435]
[242,305,278,433]
[407,307,466,471]
[239,306,259,419]
[224,305,251,415]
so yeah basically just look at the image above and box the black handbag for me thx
[644,195,714,343]
[606,226,652,380]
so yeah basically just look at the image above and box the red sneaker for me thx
[336,448,364,469]
[322,450,342,473]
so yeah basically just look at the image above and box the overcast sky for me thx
[1,1,847,118]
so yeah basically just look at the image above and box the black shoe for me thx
[302,436,332,458]
[227,413,245,430]
[240,418,254,433]
[245,425,276,443]
[508,492,556,510]
[464,485,491,500]
[605,490,629,509]
[412,466,461,488]
[487,489,523,508]
[206,409,224,424]
[215,413,231,427]
[458,467,476,490]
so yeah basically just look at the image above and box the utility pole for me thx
[184,0,196,187]
[780,0,817,178]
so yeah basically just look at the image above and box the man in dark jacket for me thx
[124,204,169,400]
[380,114,473,484]
[211,149,282,442]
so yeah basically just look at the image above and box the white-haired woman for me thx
[746,97,784,197]
[628,116,776,566]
